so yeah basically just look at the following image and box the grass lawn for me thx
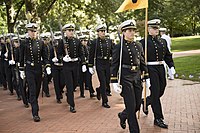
[171,36,200,52]
[174,55,200,82]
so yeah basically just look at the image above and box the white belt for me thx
[71,58,79,62]
[54,62,63,66]
[147,61,165,65]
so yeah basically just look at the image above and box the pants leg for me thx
[86,70,95,94]
[42,73,49,94]
[52,68,62,100]
[63,66,75,107]
[96,67,108,104]
[35,69,42,99]
[5,63,13,93]
[0,60,7,88]
[105,64,111,94]
[79,67,85,96]
[20,78,28,105]
[121,78,140,133]
[149,67,164,119]
[26,70,39,116]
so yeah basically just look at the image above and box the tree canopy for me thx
[0,0,199,37]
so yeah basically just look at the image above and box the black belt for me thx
[26,61,41,66]
[122,64,139,71]
[26,61,35,66]
[97,56,109,60]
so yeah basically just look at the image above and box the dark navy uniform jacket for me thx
[110,40,148,83]
[140,35,174,68]
[88,37,113,67]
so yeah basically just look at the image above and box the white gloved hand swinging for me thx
[46,67,51,75]
[145,78,151,88]
[20,71,25,79]
[112,83,122,94]
[52,57,58,63]
[170,67,176,75]
[4,52,8,58]
[63,55,72,62]
[89,67,95,75]
[82,65,87,72]
[9,60,15,65]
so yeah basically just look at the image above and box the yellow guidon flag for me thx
[115,0,148,13]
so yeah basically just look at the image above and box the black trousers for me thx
[0,60,7,88]
[63,62,78,107]
[25,65,42,116]
[42,70,52,95]
[147,65,166,119]
[6,64,20,96]
[52,65,65,100]
[4,61,14,93]
[120,69,142,133]
[13,67,21,97]
[96,59,110,104]
[79,65,95,96]
[20,78,29,105]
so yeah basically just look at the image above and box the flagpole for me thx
[143,7,148,113]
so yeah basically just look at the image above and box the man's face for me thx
[42,37,50,44]
[81,39,88,46]
[65,29,74,38]
[13,40,19,48]
[98,30,106,38]
[0,38,5,43]
[28,29,37,39]
[123,28,135,41]
[148,26,159,36]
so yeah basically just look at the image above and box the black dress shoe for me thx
[57,99,62,104]
[70,106,76,113]
[24,104,29,108]
[154,118,168,129]
[33,115,40,122]
[60,94,63,99]
[80,95,85,98]
[102,103,110,108]
[45,93,50,97]
[90,93,96,98]
[96,88,101,100]
[3,87,7,90]
[10,92,14,95]
[17,96,22,101]
[118,112,126,129]
[106,92,112,96]
[142,100,148,115]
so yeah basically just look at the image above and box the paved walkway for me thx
[173,49,200,58]
[0,77,200,133]
[0,50,200,133]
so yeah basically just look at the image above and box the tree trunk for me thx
[25,0,39,23]
[5,0,14,33]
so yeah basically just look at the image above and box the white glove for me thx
[145,78,151,88]
[63,55,72,62]
[46,67,51,75]
[9,60,15,65]
[82,65,87,72]
[52,57,58,63]
[89,67,95,75]
[20,71,25,79]
[0,51,1,55]
[93,66,96,71]
[112,83,122,94]
[4,52,8,58]
[170,67,176,75]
